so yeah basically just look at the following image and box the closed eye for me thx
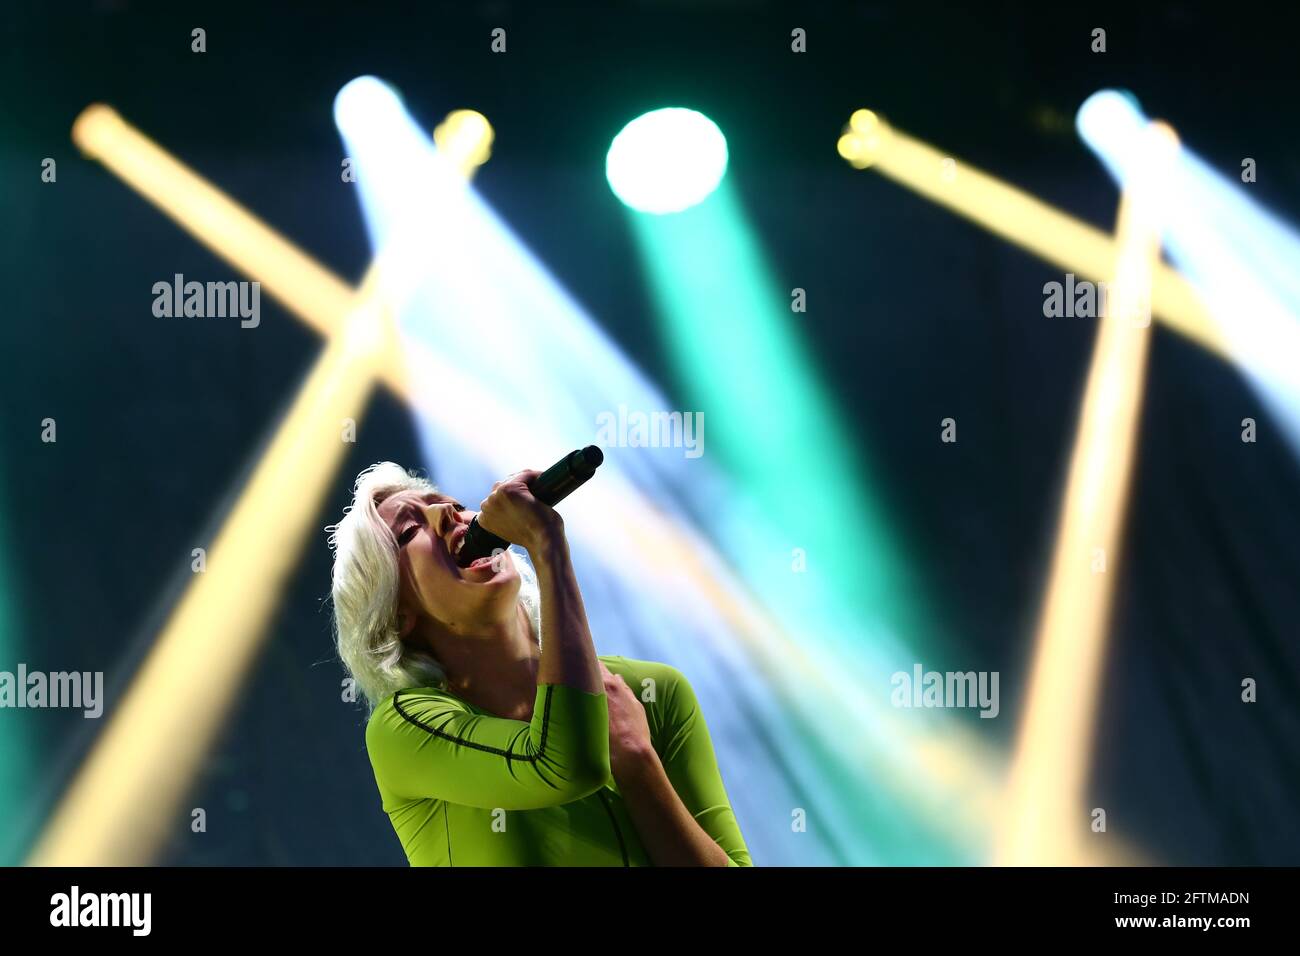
[397,525,419,546]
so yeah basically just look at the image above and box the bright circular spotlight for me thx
[434,109,494,170]
[838,108,891,169]
[1076,89,1144,146]
[606,108,728,214]
[334,75,403,134]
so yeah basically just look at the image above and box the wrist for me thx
[611,742,660,781]
[525,515,567,564]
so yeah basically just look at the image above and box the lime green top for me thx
[365,654,752,866]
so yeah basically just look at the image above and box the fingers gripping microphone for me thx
[455,446,605,567]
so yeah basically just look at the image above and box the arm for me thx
[606,663,752,866]
[614,748,733,866]
[531,527,603,695]
[366,681,609,810]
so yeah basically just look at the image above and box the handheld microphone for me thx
[456,446,605,567]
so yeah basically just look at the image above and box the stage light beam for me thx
[606,108,728,214]
[836,108,1227,359]
[1079,89,1300,457]
[28,306,386,866]
[29,103,490,866]
[995,121,1177,865]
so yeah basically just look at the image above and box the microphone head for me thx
[579,445,604,471]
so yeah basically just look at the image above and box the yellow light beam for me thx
[838,109,1227,359]
[73,105,356,340]
[28,306,386,865]
[994,123,1176,866]
[29,106,492,866]
[69,105,428,410]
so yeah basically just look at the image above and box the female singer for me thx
[327,461,751,866]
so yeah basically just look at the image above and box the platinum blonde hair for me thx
[326,461,542,711]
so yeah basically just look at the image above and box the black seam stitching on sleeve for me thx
[596,790,630,867]
[391,685,554,763]
[444,803,453,867]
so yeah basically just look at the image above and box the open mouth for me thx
[449,525,501,577]
[449,525,469,560]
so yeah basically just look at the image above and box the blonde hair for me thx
[326,462,541,711]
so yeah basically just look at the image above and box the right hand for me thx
[599,662,655,780]
[475,469,563,555]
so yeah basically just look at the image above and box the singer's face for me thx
[377,489,521,633]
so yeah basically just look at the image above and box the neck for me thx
[417,603,539,719]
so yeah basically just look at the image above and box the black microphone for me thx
[456,446,605,567]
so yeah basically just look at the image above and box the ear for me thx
[396,605,417,639]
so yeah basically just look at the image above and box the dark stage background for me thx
[1,0,1298,865]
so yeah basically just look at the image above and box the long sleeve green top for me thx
[365,654,752,866]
